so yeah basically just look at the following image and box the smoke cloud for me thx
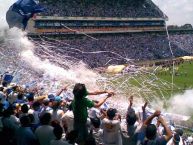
[0,0,100,90]
[167,90,193,116]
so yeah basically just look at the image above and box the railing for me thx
[34,26,165,34]
[34,16,166,21]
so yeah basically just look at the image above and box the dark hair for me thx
[12,86,18,91]
[40,113,51,125]
[2,82,8,87]
[43,99,49,106]
[53,125,63,140]
[21,104,29,113]
[51,120,60,128]
[107,108,117,120]
[146,124,157,140]
[68,103,73,111]
[3,108,11,117]
[85,130,96,145]
[32,101,41,110]
[173,133,180,144]
[52,101,60,110]
[20,116,30,127]
[28,114,35,123]
[175,129,183,136]
[27,93,34,102]
[3,106,14,117]
[0,87,4,92]
[73,83,87,99]
[90,117,101,128]
[17,93,24,100]
[126,111,137,126]
[66,130,78,144]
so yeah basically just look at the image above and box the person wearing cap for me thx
[50,96,65,123]
[71,83,114,144]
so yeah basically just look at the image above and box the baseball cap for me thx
[48,94,55,101]
[54,96,62,102]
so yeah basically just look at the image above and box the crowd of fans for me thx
[0,76,193,145]
[170,34,193,54]
[35,33,189,68]
[39,0,164,18]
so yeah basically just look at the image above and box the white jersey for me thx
[101,118,122,145]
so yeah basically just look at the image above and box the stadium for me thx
[25,0,193,67]
[1,0,193,145]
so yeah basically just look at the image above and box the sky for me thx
[0,0,193,27]
[0,0,16,28]
[153,0,193,26]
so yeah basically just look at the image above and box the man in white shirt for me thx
[35,113,55,145]
[28,101,41,124]
[101,108,122,145]
[50,98,64,122]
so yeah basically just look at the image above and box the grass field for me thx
[156,61,193,96]
[105,60,193,102]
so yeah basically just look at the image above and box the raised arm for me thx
[94,93,113,108]
[142,102,148,122]
[88,90,114,96]
[143,110,161,126]
[56,85,69,96]
[158,116,173,142]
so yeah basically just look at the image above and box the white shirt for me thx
[61,110,74,132]
[50,109,64,121]
[88,108,100,118]
[7,92,18,104]
[28,109,40,124]
[35,125,55,145]
[101,118,122,145]
[1,115,20,131]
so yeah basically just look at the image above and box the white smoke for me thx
[20,36,99,87]
[0,0,100,90]
[167,90,193,116]
[0,28,100,90]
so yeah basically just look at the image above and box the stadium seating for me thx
[39,0,165,18]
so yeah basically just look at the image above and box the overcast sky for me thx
[153,0,193,26]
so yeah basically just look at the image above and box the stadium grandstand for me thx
[27,0,192,68]
[28,0,167,34]
[39,0,165,18]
